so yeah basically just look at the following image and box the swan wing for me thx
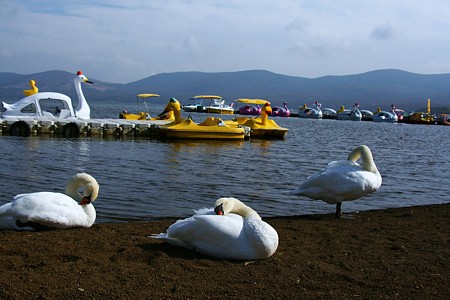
[8,192,88,229]
[292,160,381,203]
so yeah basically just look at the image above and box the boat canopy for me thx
[137,93,160,99]
[194,95,222,99]
[236,98,269,105]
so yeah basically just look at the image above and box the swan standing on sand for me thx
[151,197,279,260]
[290,145,382,218]
[74,71,93,119]
[0,173,100,231]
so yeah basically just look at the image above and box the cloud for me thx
[1,1,450,82]
[370,23,398,40]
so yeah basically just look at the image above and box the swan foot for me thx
[16,220,53,231]
[335,202,342,219]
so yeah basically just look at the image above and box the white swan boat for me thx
[298,102,322,119]
[336,104,362,121]
[372,106,398,123]
[1,71,92,120]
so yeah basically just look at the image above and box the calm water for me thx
[1,102,449,223]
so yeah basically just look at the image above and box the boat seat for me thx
[199,117,221,126]
[58,109,71,119]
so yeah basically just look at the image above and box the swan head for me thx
[262,102,272,115]
[65,173,100,205]
[76,70,93,84]
[165,98,181,112]
[213,197,260,219]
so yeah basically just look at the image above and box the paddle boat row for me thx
[152,98,288,140]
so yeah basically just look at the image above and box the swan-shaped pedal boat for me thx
[1,71,93,120]
[298,102,323,119]
[336,104,362,121]
[290,145,382,218]
[0,173,100,231]
[154,98,249,140]
[151,197,279,260]
[226,99,289,139]
[119,93,175,123]
[372,105,398,123]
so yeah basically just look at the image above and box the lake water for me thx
[1,102,449,223]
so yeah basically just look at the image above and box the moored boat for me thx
[236,98,261,115]
[298,102,322,119]
[336,104,362,121]
[226,99,289,139]
[271,102,291,117]
[372,105,398,123]
[181,96,206,112]
[154,98,249,140]
[119,94,174,123]
[201,95,234,114]
[322,108,337,119]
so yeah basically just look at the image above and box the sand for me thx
[0,204,449,299]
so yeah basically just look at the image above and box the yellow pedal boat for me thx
[226,99,289,139]
[154,98,250,140]
[119,93,175,122]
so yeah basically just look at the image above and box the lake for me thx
[1,102,449,223]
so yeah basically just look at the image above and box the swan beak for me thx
[85,79,93,84]
[79,195,92,206]
[214,203,224,216]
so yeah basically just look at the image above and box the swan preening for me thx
[151,197,279,260]
[291,145,382,218]
[0,173,100,231]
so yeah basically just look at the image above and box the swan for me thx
[23,79,38,96]
[290,145,382,218]
[151,197,279,260]
[74,71,93,119]
[0,173,100,231]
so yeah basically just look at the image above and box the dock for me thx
[0,117,172,138]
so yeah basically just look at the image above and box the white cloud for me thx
[1,0,450,82]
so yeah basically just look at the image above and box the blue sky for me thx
[1,0,450,83]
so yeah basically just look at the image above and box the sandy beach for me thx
[0,203,449,299]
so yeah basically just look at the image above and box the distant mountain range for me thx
[1,69,449,112]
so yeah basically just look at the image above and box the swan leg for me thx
[335,202,342,219]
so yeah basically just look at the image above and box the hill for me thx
[1,69,449,112]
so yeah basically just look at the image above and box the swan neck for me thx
[65,178,84,202]
[348,145,379,174]
[232,201,261,220]
[74,77,90,118]
[261,110,269,125]
[82,204,96,226]
[75,78,86,110]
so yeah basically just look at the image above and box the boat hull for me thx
[155,118,248,140]
[205,108,234,114]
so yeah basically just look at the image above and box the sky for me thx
[1,0,450,83]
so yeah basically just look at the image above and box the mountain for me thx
[1,69,449,112]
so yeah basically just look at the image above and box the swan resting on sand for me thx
[0,173,100,231]
[151,197,279,260]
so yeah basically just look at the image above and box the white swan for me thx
[0,173,100,231]
[151,197,279,260]
[290,145,382,218]
[74,71,93,119]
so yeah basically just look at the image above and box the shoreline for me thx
[1,203,449,299]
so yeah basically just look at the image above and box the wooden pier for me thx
[0,117,171,139]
